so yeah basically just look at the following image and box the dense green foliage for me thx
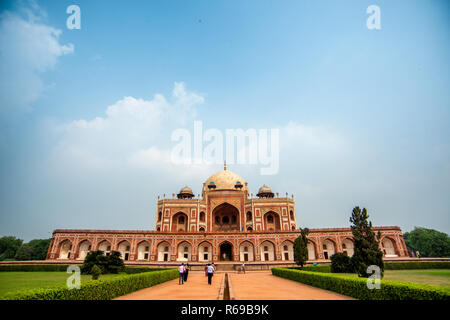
[14,239,51,261]
[350,206,384,278]
[2,269,178,300]
[404,227,450,258]
[289,265,331,273]
[331,253,354,273]
[91,265,101,280]
[272,268,450,300]
[384,261,450,270]
[0,237,23,260]
[0,236,51,261]
[293,228,309,267]
[0,264,71,272]
[0,264,165,273]
[81,250,124,274]
[123,267,170,274]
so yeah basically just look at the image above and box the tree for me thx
[404,227,450,257]
[107,251,125,274]
[81,250,124,274]
[81,250,109,274]
[293,228,309,267]
[15,239,51,261]
[350,206,384,278]
[91,265,102,280]
[330,253,353,273]
[0,236,23,260]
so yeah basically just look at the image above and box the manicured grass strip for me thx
[333,269,450,288]
[0,272,121,297]
[2,269,178,300]
[272,268,450,300]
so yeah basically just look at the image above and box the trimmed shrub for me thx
[2,269,178,300]
[0,264,173,274]
[331,253,354,273]
[272,268,450,300]
[0,264,71,272]
[385,261,450,270]
[91,265,101,280]
[288,265,331,273]
[123,267,170,274]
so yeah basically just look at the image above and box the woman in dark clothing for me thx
[184,263,189,282]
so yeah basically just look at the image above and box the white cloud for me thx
[51,82,204,175]
[0,6,73,113]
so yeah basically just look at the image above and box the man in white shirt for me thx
[178,263,185,285]
[206,263,215,285]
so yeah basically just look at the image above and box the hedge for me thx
[0,264,171,273]
[286,261,450,273]
[385,261,450,270]
[123,267,171,274]
[272,268,450,300]
[2,269,178,300]
[288,265,331,273]
[0,264,71,272]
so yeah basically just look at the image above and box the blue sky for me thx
[0,0,449,241]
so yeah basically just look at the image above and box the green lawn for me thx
[0,272,121,297]
[337,269,450,288]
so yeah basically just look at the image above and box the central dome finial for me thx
[224,160,227,170]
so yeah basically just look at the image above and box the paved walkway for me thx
[229,272,352,300]
[115,271,352,300]
[115,272,224,300]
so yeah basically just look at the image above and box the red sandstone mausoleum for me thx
[46,166,409,268]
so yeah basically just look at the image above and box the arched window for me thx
[158,211,162,222]
[222,216,229,224]
[267,215,274,223]
[199,212,205,222]
[231,215,237,224]
[179,216,185,224]
[246,212,252,221]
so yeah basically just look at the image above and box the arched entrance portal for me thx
[213,203,240,232]
[219,242,233,261]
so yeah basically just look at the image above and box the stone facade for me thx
[46,168,409,263]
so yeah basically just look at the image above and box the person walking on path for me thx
[184,263,189,282]
[242,263,246,274]
[178,263,185,285]
[207,263,215,285]
[416,251,420,258]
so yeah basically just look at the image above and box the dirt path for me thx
[114,272,223,300]
[229,272,353,300]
